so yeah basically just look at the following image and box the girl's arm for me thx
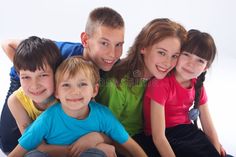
[8,144,28,157]
[121,137,147,157]
[1,39,21,62]
[199,104,223,155]
[151,100,175,157]
[8,93,32,133]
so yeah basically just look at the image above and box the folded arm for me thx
[1,39,21,62]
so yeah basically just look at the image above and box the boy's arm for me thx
[121,137,147,157]
[38,132,113,157]
[8,144,28,157]
[69,132,113,156]
[1,39,21,62]
[37,143,69,157]
[8,93,32,133]
[199,104,222,155]
[151,100,175,157]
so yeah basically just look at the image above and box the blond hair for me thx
[55,56,100,89]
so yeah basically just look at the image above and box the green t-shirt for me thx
[96,77,147,136]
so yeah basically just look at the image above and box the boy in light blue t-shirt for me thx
[8,56,147,157]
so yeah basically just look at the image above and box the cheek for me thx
[171,60,178,68]
[44,78,55,91]
[20,80,29,90]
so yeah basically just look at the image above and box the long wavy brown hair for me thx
[107,18,187,87]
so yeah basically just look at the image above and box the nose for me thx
[186,58,195,67]
[71,86,81,95]
[163,56,173,68]
[30,78,40,90]
[107,46,116,58]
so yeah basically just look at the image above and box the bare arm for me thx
[8,144,28,157]
[8,93,69,157]
[8,93,32,134]
[151,100,175,157]
[199,104,222,155]
[69,132,113,156]
[121,137,147,157]
[1,39,21,62]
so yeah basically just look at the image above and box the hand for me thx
[95,143,117,157]
[69,133,97,157]
[220,145,226,157]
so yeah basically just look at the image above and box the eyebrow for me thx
[100,37,124,44]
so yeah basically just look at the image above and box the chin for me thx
[155,73,166,80]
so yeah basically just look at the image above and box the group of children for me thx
[0,6,231,157]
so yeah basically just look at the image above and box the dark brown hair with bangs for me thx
[183,30,217,127]
[13,36,62,74]
[181,29,216,67]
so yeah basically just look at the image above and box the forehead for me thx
[152,37,181,51]
[19,63,53,74]
[61,70,90,81]
[92,25,124,43]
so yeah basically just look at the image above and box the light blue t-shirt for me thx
[19,101,129,151]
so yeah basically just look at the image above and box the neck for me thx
[82,49,89,60]
[35,95,56,111]
[175,71,191,88]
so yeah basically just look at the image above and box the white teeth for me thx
[103,59,114,64]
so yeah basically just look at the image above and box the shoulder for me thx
[8,91,21,109]
[90,101,113,115]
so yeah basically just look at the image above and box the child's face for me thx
[141,37,181,79]
[55,71,98,116]
[175,51,208,80]
[83,26,124,71]
[19,64,54,104]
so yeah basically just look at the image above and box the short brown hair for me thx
[85,7,124,36]
[14,36,62,73]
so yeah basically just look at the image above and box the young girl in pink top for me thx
[143,29,226,157]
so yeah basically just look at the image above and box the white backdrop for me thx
[1,0,235,155]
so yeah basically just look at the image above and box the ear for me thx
[203,66,209,72]
[140,48,146,54]
[92,83,99,98]
[54,90,59,99]
[81,32,89,47]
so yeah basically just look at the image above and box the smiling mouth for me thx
[156,65,169,73]
[30,89,46,96]
[66,98,84,102]
[103,59,115,64]
[182,67,194,74]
